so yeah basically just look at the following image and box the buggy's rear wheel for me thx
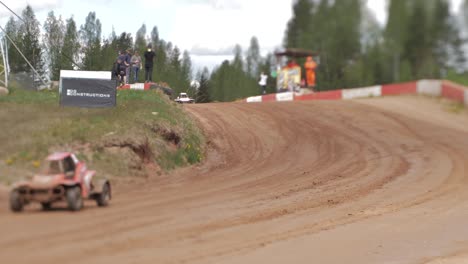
[9,190,23,212]
[66,186,83,211]
[41,202,52,211]
[96,183,110,207]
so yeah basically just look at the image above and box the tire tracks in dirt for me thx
[1,98,467,263]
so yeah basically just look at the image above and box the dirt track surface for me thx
[1,96,468,264]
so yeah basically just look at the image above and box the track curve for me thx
[1,97,468,263]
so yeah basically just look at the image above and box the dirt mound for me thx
[0,97,468,263]
[0,86,8,96]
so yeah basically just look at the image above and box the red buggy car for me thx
[9,152,111,212]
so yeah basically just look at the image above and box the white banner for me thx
[246,96,262,103]
[60,70,111,80]
[276,92,294,102]
[417,80,442,96]
[130,83,145,90]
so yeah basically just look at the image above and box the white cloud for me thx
[190,44,236,56]
[452,0,463,13]
[170,0,292,56]
[134,0,167,8]
[0,0,62,16]
[2,0,463,73]
[177,0,243,10]
[198,0,243,10]
[366,0,386,25]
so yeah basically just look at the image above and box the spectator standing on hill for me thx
[125,49,132,84]
[259,71,268,94]
[117,51,129,86]
[144,46,156,83]
[304,56,317,89]
[112,54,120,80]
[131,51,142,83]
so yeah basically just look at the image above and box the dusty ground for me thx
[1,96,468,264]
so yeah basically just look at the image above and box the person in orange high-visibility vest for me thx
[304,56,317,88]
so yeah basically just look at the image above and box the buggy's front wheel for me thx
[9,190,23,212]
[66,186,83,211]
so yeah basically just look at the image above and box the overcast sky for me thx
[0,0,465,71]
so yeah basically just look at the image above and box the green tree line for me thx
[6,1,468,103]
[5,5,192,95]
[206,39,277,102]
[205,0,468,102]
[283,0,466,90]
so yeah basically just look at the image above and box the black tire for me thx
[66,186,83,211]
[96,183,110,207]
[41,202,52,211]
[9,190,23,212]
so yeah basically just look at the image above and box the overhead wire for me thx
[0,1,24,23]
[0,0,81,80]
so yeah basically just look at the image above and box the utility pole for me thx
[32,47,35,89]
[0,33,9,88]
[0,25,49,89]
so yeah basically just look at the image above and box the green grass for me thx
[446,69,468,86]
[444,101,465,114]
[0,88,205,184]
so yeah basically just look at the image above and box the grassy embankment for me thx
[0,85,204,185]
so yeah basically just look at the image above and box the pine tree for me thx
[283,0,314,49]
[333,0,362,85]
[462,0,468,36]
[154,40,167,82]
[430,0,464,75]
[246,36,261,77]
[181,50,193,84]
[61,17,80,70]
[150,26,159,48]
[232,44,243,71]
[116,32,133,52]
[43,11,65,80]
[385,0,409,58]
[196,67,211,103]
[100,32,119,73]
[169,46,183,92]
[4,17,21,73]
[17,5,44,75]
[170,46,181,72]
[404,0,430,78]
[80,12,102,70]
[135,24,147,56]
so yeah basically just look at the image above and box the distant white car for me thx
[174,93,195,104]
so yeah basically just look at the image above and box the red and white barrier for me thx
[262,94,277,102]
[295,90,342,101]
[381,81,417,96]
[342,85,381,100]
[245,79,468,106]
[119,82,152,90]
[465,90,468,106]
[442,80,465,103]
